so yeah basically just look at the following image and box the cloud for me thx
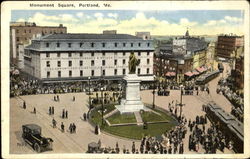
[179,18,198,27]
[205,20,217,26]
[16,18,25,22]
[224,16,243,23]
[94,13,103,18]
[204,16,242,27]
[76,12,84,18]
[107,13,118,19]
[21,12,244,36]
[26,12,78,26]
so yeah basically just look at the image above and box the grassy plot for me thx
[141,109,173,122]
[90,105,177,140]
[107,112,137,124]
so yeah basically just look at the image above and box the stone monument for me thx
[116,52,148,113]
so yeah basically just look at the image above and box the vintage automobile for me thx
[22,124,53,152]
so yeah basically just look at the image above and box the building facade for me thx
[232,55,244,90]
[154,30,209,82]
[135,32,151,40]
[216,34,244,59]
[192,49,206,69]
[24,33,154,82]
[10,22,67,67]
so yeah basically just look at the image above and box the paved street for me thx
[10,63,234,154]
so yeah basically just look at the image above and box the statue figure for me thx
[128,52,140,74]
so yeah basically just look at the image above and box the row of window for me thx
[45,52,151,58]
[15,29,64,34]
[46,42,151,48]
[46,59,150,67]
[46,68,150,78]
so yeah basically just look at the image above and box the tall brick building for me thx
[216,34,244,59]
[10,22,67,67]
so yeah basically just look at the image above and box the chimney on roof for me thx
[103,30,117,34]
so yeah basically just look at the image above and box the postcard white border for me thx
[1,1,249,158]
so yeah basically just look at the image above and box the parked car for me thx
[22,124,53,153]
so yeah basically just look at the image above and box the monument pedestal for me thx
[116,74,148,113]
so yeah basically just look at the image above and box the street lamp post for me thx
[179,85,184,117]
[101,87,104,125]
[88,76,91,110]
[152,76,156,109]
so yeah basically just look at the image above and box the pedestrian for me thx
[197,90,199,95]
[62,109,65,118]
[23,101,26,109]
[61,122,64,132]
[52,118,57,128]
[54,96,56,101]
[123,145,126,154]
[95,125,99,135]
[140,145,144,154]
[83,113,87,121]
[73,96,75,102]
[69,123,72,133]
[72,123,76,133]
[49,107,51,115]
[174,108,177,116]
[98,139,102,148]
[168,145,172,154]
[57,95,60,101]
[52,106,54,115]
[116,142,120,153]
[132,141,135,154]
[65,110,68,118]
[33,107,36,114]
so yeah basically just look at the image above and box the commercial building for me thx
[216,34,244,59]
[135,32,151,40]
[23,33,154,83]
[10,22,67,67]
[154,30,209,82]
[232,55,244,90]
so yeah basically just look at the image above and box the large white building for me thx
[24,33,154,82]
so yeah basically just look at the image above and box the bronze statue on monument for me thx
[128,52,140,74]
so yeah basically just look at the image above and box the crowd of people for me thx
[188,118,234,154]
[10,73,85,96]
[217,78,244,122]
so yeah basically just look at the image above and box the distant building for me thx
[216,34,244,59]
[206,42,216,71]
[10,22,67,67]
[24,33,154,83]
[135,32,151,40]
[103,30,117,34]
[154,29,209,82]
[173,30,208,55]
[232,55,244,90]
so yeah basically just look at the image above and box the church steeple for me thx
[185,27,190,37]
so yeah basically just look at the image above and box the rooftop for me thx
[42,33,142,40]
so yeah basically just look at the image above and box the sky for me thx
[11,10,244,36]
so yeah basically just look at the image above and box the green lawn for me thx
[141,111,165,122]
[90,106,177,140]
[107,112,137,124]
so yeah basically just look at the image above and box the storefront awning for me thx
[192,70,200,75]
[196,67,204,73]
[165,72,176,77]
[196,66,207,73]
[184,71,193,77]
